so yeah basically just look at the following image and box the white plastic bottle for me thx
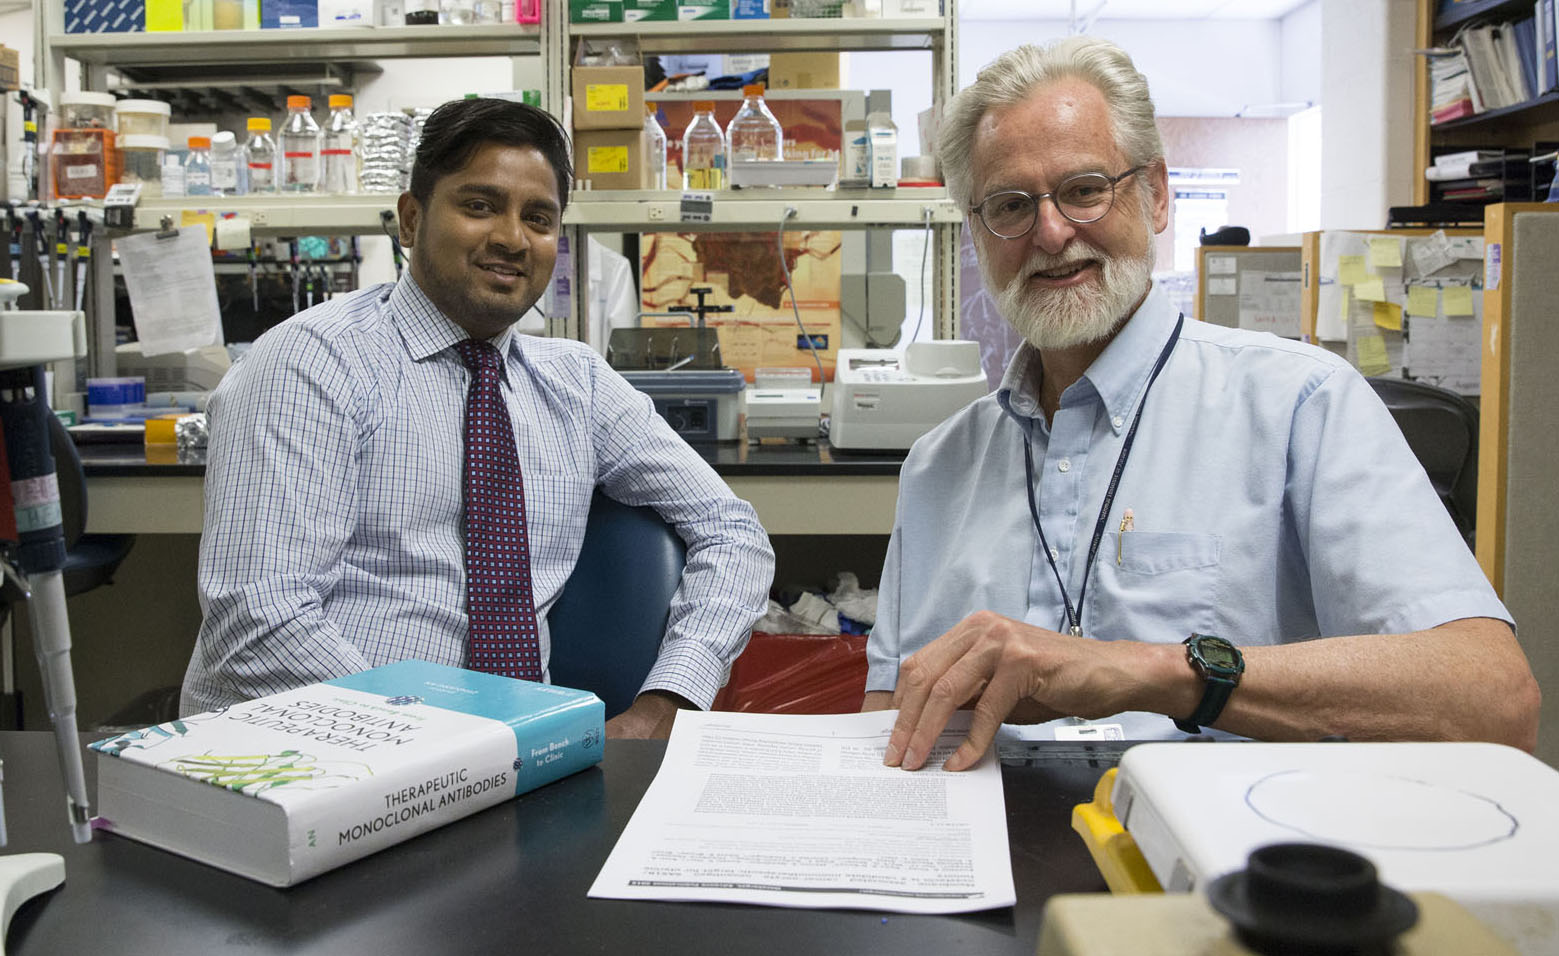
[681,101,726,190]
[244,116,278,195]
[643,103,667,190]
[727,84,784,166]
[280,95,322,193]
[210,130,243,195]
[184,136,214,196]
[866,90,898,189]
[322,94,359,195]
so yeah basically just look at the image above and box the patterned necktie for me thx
[454,338,541,681]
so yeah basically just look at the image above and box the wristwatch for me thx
[1174,633,1244,734]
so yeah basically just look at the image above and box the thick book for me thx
[1426,156,1526,180]
[90,660,605,887]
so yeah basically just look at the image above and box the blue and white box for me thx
[65,0,145,33]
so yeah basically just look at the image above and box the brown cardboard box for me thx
[0,46,19,92]
[767,52,840,90]
[574,128,647,190]
[572,41,645,130]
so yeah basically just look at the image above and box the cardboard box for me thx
[570,0,624,21]
[572,41,645,130]
[0,46,18,91]
[768,52,840,89]
[65,0,145,32]
[732,0,769,15]
[574,128,647,190]
[678,0,729,17]
[624,0,675,19]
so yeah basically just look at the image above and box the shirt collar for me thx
[387,271,522,365]
[995,280,1179,435]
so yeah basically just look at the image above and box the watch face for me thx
[1200,641,1240,669]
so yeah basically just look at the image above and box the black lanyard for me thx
[1022,314,1184,637]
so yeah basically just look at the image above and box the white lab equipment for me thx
[828,340,987,451]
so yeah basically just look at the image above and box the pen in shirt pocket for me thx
[1117,508,1135,565]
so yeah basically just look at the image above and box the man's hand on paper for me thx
[881,611,1164,772]
[605,690,687,739]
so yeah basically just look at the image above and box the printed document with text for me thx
[589,710,1015,913]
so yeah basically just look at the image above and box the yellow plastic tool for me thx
[1070,767,1162,894]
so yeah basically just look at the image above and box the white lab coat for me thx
[527,237,639,356]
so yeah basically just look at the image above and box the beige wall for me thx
[1155,116,1291,268]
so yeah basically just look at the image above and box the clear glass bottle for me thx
[183,136,214,197]
[681,101,726,191]
[280,95,322,194]
[727,84,784,164]
[473,0,501,21]
[244,116,278,195]
[440,0,475,23]
[322,94,359,195]
[643,103,667,191]
[210,130,243,195]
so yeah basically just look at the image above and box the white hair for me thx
[937,36,1165,210]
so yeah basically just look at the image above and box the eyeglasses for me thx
[970,165,1148,239]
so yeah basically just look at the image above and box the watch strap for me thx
[1174,673,1237,734]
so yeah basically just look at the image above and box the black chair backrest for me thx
[547,490,687,716]
[1366,377,1478,543]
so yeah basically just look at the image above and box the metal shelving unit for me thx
[36,0,963,370]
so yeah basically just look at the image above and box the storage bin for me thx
[59,91,117,130]
[116,99,171,138]
[120,134,169,196]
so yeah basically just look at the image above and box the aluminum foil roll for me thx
[175,412,209,451]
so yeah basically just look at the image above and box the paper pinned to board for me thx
[1443,285,1476,316]
[1373,301,1402,331]
[1406,285,1440,317]
[1338,255,1370,286]
[589,710,1016,914]
[1367,236,1403,269]
[116,226,224,357]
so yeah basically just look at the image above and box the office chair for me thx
[1,413,138,728]
[1366,376,1478,546]
[548,490,686,716]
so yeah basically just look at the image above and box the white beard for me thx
[983,238,1155,352]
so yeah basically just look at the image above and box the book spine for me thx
[289,703,603,884]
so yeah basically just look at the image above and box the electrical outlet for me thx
[647,204,666,222]
[251,209,269,226]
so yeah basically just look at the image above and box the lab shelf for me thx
[121,190,959,236]
[46,23,543,67]
[569,17,946,53]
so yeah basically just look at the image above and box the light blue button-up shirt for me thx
[866,282,1510,740]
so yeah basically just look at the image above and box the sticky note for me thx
[1206,255,1236,275]
[214,216,251,252]
[587,145,630,174]
[585,83,630,112]
[1338,255,1370,285]
[1372,301,1402,331]
[1354,277,1387,302]
[180,209,216,247]
[1339,287,1351,325]
[1356,335,1391,376]
[1367,237,1403,270]
[1406,285,1439,317]
[1443,285,1476,316]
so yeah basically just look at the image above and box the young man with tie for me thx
[183,98,774,737]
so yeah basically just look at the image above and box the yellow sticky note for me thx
[1443,285,1476,316]
[1339,287,1351,325]
[1367,237,1403,270]
[1338,255,1370,286]
[1406,285,1440,317]
[180,209,216,247]
[585,83,630,113]
[1354,277,1387,302]
[587,145,630,175]
[145,0,183,31]
[1356,335,1391,376]
[1372,301,1402,331]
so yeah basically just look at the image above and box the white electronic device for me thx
[1112,742,1559,956]
[746,367,820,441]
[828,340,987,451]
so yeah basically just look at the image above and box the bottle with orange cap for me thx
[244,116,278,195]
[280,94,322,194]
[184,136,214,197]
[727,83,784,166]
[681,101,726,191]
[322,93,359,195]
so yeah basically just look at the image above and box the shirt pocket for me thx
[1086,531,1223,643]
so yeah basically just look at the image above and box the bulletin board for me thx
[1302,229,1483,395]
[1195,245,1301,337]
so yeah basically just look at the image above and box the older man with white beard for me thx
[861,37,1538,771]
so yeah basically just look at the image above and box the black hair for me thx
[408,98,572,210]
